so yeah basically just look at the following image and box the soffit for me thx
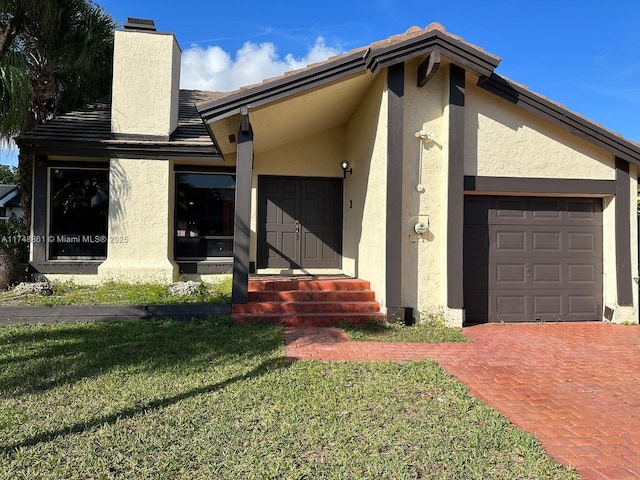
[211,72,375,155]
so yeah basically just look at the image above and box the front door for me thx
[258,176,342,269]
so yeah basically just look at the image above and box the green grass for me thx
[0,278,232,306]
[0,318,577,479]
[341,317,470,343]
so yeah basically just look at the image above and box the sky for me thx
[2,0,639,166]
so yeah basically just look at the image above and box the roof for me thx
[196,22,640,166]
[0,185,17,201]
[197,22,501,122]
[16,90,223,160]
[0,185,19,207]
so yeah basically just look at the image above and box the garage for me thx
[464,196,603,323]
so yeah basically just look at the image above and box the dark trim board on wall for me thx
[615,157,633,306]
[463,176,617,195]
[385,62,404,313]
[447,64,465,309]
[178,262,233,275]
[231,113,253,304]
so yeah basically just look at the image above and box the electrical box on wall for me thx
[414,222,428,235]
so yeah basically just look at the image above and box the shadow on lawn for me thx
[0,356,291,453]
[0,317,291,452]
[0,317,284,397]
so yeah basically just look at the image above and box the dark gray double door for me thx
[258,176,342,269]
[464,196,603,323]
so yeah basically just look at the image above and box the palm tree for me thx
[0,0,116,228]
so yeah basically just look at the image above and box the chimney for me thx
[111,18,181,139]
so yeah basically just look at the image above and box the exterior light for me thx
[341,160,352,178]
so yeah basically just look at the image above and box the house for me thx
[16,18,640,325]
[0,185,23,224]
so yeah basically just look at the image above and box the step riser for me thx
[238,277,384,327]
[249,280,371,292]
[248,291,376,302]
[233,313,386,327]
[233,302,380,314]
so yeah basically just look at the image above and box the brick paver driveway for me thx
[285,323,640,480]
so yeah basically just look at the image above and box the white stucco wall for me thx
[465,84,615,179]
[344,73,389,309]
[111,30,181,137]
[401,60,447,320]
[98,158,178,283]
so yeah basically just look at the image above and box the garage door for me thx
[464,196,603,323]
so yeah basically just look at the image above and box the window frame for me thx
[173,166,236,266]
[47,163,110,261]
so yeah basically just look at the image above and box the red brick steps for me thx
[232,277,385,327]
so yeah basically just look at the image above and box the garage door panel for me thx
[464,196,602,323]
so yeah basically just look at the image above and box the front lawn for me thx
[341,318,470,343]
[0,278,232,306]
[0,319,577,479]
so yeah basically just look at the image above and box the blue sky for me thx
[2,0,639,166]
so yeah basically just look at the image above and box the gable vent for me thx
[123,18,156,32]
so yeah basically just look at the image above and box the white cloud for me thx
[180,37,341,92]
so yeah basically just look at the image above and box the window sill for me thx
[177,261,233,274]
[29,261,103,275]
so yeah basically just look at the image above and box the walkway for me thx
[285,323,640,480]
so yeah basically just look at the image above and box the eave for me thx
[16,138,223,161]
[480,74,640,167]
[196,28,501,124]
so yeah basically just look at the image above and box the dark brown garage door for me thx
[464,196,603,323]
[258,176,343,269]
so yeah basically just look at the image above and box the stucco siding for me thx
[111,30,181,137]
[466,84,615,179]
[344,73,388,309]
[401,59,447,319]
[98,158,177,283]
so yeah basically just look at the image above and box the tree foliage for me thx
[0,163,18,184]
[0,0,116,136]
[0,0,116,231]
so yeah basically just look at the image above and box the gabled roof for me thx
[196,23,640,166]
[196,23,501,122]
[0,185,19,206]
[17,90,223,160]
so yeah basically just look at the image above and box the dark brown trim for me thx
[480,74,640,166]
[198,30,500,124]
[29,262,101,275]
[386,63,404,309]
[464,176,617,195]
[231,113,253,304]
[448,64,465,309]
[18,141,222,161]
[198,51,368,122]
[0,304,231,326]
[173,164,236,174]
[417,49,441,87]
[368,30,498,77]
[177,262,233,275]
[30,155,47,264]
[615,157,633,306]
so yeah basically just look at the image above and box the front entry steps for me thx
[232,277,385,327]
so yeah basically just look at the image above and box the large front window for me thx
[49,167,109,259]
[175,172,235,259]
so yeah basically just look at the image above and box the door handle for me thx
[295,220,300,239]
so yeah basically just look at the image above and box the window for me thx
[49,167,109,259]
[175,172,235,259]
